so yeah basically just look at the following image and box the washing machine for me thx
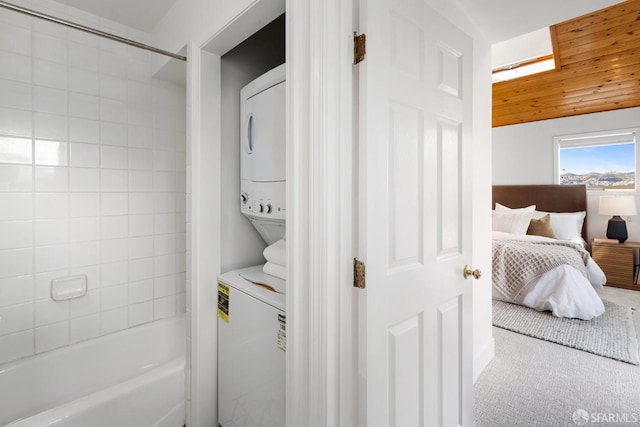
[217,265,286,427]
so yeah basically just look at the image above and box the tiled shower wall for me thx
[0,1,186,364]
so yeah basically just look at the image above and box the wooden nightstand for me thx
[591,240,640,291]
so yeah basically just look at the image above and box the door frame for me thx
[285,1,358,425]
[186,0,358,425]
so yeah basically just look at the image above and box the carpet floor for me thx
[474,287,640,427]
[493,300,639,364]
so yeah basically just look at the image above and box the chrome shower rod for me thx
[0,0,186,61]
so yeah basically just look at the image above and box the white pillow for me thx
[533,210,585,239]
[548,211,586,240]
[532,210,547,220]
[495,203,536,213]
[492,210,534,235]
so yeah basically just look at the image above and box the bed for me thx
[492,185,607,320]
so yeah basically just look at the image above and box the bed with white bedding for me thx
[492,185,607,320]
[492,231,605,319]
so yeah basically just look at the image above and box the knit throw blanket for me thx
[492,239,590,302]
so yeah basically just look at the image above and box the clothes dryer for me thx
[240,63,286,245]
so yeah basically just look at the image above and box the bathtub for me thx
[0,316,186,427]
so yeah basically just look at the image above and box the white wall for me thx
[0,2,186,365]
[454,0,620,43]
[151,0,255,53]
[150,0,285,75]
[493,106,640,242]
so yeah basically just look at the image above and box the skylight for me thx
[492,28,555,83]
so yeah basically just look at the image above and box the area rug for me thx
[492,300,640,365]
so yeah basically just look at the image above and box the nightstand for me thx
[591,240,640,291]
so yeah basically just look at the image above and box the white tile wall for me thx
[0,275,34,307]
[0,81,33,112]
[35,321,69,353]
[70,313,100,343]
[0,52,32,84]
[129,301,153,326]
[0,6,186,364]
[69,117,99,143]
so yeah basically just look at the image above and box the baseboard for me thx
[473,336,495,383]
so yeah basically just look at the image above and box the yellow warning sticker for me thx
[217,282,230,323]
[277,313,286,352]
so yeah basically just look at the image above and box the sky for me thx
[560,143,635,175]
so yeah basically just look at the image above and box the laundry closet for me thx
[216,14,287,427]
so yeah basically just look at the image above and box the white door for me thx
[359,0,474,426]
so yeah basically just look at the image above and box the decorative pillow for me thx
[495,203,536,213]
[492,210,534,235]
[531,210,548,220]
[533,210,586,239]
[527,214,557,239]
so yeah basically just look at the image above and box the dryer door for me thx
[242,81,286,183]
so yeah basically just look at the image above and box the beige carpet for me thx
[475,286,640,426]
[493,300,639,364]
[598,286,640,341]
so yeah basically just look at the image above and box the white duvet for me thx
[492,231,606,320]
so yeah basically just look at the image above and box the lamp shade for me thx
[599,195,637,217]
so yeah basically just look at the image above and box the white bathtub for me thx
[0,316,186,427]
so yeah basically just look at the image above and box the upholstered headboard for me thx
[492,185,588,240]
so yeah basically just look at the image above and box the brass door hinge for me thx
[354,32,366,64]
[354,258,366,289]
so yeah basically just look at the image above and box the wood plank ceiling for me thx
[492,0,640,127]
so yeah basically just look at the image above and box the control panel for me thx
[240,180,286,221]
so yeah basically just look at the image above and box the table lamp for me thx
[599,195,637,243]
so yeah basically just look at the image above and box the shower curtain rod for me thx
[0,0,187,61]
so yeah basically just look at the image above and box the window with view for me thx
[554,128,638,191]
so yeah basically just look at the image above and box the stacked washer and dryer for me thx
[217,63,287,427]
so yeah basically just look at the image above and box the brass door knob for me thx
[463,265,481,280]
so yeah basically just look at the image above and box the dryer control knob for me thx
[240,193,248,204]
[259,203,264,213]
[266,204,272,214]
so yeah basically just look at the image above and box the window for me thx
[492,55,556,83]
[554,128,638,191]
[492,27,555,83]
